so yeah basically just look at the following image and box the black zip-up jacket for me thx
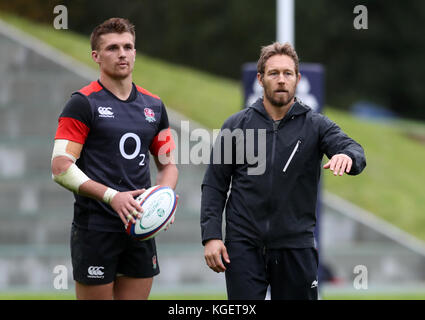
[201,98,366,249]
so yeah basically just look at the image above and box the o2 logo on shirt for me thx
[119,132,146,166]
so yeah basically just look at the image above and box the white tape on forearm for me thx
[51,139,77,162]
[103,187,118,204]
[52,163,90,194]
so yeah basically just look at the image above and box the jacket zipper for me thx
[271,121,279,167]
[264,121,279,247]
[283,140,301,172]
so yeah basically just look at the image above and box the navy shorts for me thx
[70,224,160,285]
[224,240,318,300]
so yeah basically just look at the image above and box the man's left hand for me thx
[323,154,352,176]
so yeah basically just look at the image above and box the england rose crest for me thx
[144,107,156,123]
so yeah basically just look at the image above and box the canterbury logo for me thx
[98,106,114,118]
[87,266,105,278]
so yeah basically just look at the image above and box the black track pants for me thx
[224,240,319,300]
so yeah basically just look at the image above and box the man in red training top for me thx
[51,18,178,300]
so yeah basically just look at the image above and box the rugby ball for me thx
[126,185,178,240]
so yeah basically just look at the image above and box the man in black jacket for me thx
[200,42,366,300]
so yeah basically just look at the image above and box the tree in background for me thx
[1,0,424,120]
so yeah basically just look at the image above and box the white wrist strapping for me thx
[52,163,90,194]
[52,139,118,203]
[103,187,118,204]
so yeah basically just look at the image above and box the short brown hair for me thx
[90,18,135,50]
[257,42,299,76]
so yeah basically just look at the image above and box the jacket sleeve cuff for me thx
[340,150,366,175]
[202,237,223,246]
[201,222,223,246]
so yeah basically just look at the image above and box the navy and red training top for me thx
[55,80,175,232]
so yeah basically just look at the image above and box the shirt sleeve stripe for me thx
[135,85,161,100]
[55,117,90,144]
[149,127,176,156]
[79,81,103,96]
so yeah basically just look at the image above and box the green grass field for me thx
[1,291,425,300]
[322,109,425,241]
[0,292,226,300]
[322,293,425,300]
